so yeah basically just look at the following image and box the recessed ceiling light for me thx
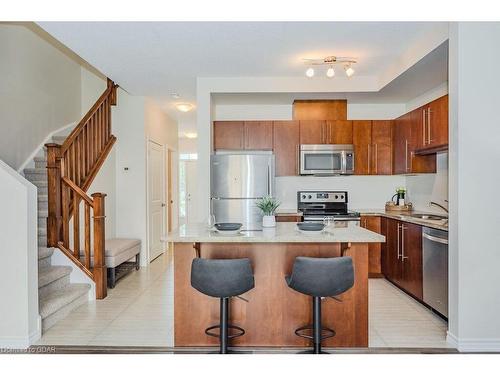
[176,103,194,112]
[184,132,197,139]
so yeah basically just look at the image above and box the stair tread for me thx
[39,284,90,319]
[38,195,48,201]
[24,168,47,174]
[38,210,48,218]
[38,247,54,259]
[34,156,47,162]
[38,265,72,288]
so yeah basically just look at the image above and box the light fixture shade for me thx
[305,67,315,78]
[326,67,335,78]
[176,103,194,112]
[345,65,355,77]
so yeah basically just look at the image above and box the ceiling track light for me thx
[303,55,357,78]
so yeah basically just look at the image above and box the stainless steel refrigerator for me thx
[210,152,275,230]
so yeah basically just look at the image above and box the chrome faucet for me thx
[429,201,449,214]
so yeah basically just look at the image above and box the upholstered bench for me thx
[82,238,141,288]
[105,238,141,288]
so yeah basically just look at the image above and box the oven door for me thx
[300,148,344,175]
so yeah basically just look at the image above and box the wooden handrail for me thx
[46,79,118,300]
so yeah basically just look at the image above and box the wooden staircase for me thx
[45,79,118,299]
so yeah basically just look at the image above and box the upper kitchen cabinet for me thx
[243,121,273,150]
[299,120,327,144]
[273,121,300,176]
[371,120,393,175]
[213,121,273,150]
[213,121,245,150]
[293,100,347,121]
[327,120,353,144]
[353,120,392,175]
[393,113,436,174]
[416,95,449,153]
[353,120,372,175]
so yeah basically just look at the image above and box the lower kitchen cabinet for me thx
[275,214,302,223]
[360,215,382,277]
[382,218,423,300]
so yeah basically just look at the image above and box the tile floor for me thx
[36,250,449,348]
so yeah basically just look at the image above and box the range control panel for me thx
[298,191,348,203]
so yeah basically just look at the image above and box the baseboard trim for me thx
[447,331,500,352]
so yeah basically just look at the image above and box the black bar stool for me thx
[191,258,255,354]
[286,256,354,354]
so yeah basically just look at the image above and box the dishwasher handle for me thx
[422,232,449,245]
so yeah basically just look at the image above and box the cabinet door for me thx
[428,95,448,148]
[352,120,372,175]
[371,120,392,175]
[213,121,244,150]
[383,218,403,285]
[299,120,327,144]
[401,222,423,299]
[361,215,382,276]
[327,120,353,144]
[392,114,411,174]
[273,121,299,176]
[244,121,273,150]
[410,109,437,173]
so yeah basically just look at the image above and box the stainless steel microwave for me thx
[299,144,354,175]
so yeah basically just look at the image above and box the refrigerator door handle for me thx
[267,164,272,196]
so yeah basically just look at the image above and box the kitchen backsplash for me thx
[275,175,406,210]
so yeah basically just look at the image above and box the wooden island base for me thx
[174,242,368,348]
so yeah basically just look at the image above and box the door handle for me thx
[161,203,166,207]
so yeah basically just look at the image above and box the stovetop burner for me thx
[297,191,360,222]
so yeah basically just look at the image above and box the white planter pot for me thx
[262,215,276,228]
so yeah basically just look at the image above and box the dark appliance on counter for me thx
[297,191,360,226]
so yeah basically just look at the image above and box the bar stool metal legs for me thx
[191,258,254,354]
[286,256,355,354]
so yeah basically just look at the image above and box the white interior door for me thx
[148,141,165,262]
[185,160,197,223]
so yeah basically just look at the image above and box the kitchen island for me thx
[170,223,384,348]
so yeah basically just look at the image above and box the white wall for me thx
[0,23,82,170]
[448,22,500,352]
[405,153,448,212]
[113,90,148,265]
[0,161,39,348]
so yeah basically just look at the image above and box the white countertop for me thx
[356,209,449,231]
[169,222,385,243]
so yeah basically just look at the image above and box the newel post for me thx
[46,143,62,248]
[92,192,107,299]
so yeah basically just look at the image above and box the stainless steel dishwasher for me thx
[422,227,449,318]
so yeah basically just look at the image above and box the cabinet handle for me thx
[401,225,409,261]
[296,144,299,175]
[367,144,371,174]
[422,109,427,145]
[405,140,409,172]
[397,223,401,259]
[427,108,432,144]
[375,144,378,174]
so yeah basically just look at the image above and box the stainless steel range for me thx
[297,191,360,226]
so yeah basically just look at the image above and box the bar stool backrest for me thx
[288,256,354,297]
[191,258,255,298]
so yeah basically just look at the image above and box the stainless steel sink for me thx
[409,213,448,220]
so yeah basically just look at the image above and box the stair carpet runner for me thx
[24,135,90,332]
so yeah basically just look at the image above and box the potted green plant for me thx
[256,196,281,228]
